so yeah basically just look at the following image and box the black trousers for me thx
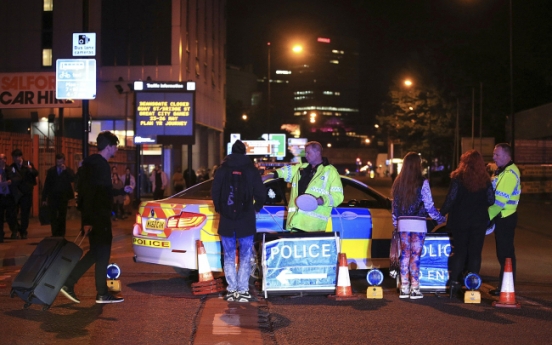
[49,200,69,237]
[448,222,487,283]
[0,194,17,240]
[16,194,32,235]
[153,188,164,200]
[65,227,113,296]
[495,212,517,286]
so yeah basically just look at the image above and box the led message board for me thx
[134,81,195,145]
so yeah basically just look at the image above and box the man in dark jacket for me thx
[60,131,124,304]
[0,153,17,243]
[42,153,75,237]
[10,149,39,239]
[211,140,266,302]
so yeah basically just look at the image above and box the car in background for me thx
[132,176,394,276]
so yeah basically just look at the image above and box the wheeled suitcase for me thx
[10,236,83,310]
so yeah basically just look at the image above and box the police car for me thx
[132,176,393,275]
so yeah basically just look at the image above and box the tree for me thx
[376,73,455,169]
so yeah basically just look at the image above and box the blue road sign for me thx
[55,59,96,100]
[419,234,451,291]
[262,236,339,293]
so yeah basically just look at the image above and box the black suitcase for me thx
[10,236,83,310]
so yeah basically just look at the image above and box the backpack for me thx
[218,166,250,220]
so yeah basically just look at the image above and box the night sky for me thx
[226,0,552,132]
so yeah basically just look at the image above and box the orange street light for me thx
[404,79,413,87]
[292,45,303,54]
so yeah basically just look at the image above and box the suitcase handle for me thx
[75,228,91,247]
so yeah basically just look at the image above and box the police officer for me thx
[262,141,344,232]
[488,143,521,296]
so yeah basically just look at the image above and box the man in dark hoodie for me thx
[60,131,124,304]
[211,140,266,302]
[9,149,39,239]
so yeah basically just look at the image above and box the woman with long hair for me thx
[440,150,494,298]
[392,152,445,299]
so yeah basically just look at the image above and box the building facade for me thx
[0,0,226,188]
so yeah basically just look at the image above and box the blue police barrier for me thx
[419,233,451,291]
[262,235,339,297]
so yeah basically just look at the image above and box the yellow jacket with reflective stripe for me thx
[276,162,344,232]
[488,162,521,219]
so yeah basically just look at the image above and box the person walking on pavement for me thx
[10,149,39,239]
[60,131,124,304]
[262,141,344,232]
[172,166,185,193]
[120,167,136,214]
[211,140,266,302]
[41,153,76,237]
[183,167,197,188]
[392,152,445,300]
[0,153,17,243]
[439,150,495,298]
[149,164,168,200]
[488,143,521,296]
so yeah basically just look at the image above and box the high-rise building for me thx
[289,36,362,147]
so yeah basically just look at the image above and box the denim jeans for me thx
[221,234,254,293]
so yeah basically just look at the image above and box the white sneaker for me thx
[399,287,410,299]
[410,288,423,299]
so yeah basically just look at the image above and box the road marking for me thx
[212,313,242,334]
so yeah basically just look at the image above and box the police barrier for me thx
[419,233,451,292]
[262,234,339,298]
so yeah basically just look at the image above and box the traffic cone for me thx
[492,258,521,308]
[191,240,225,295]
[328,253,359,301]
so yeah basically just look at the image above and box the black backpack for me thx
[218,166,250,220]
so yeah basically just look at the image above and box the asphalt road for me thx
[0,177,551,344]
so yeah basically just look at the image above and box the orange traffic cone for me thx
[328,253,359,301]
[492,258,521,308]
[191,240,225,295]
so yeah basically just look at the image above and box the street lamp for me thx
[292,45,303,54]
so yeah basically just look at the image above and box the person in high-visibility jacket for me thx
[262,141,344,232]
[488,143,521,296]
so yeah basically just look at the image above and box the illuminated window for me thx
[42,49,52,67]
[43,0,53,11]
[331,50,344,54]
[276,70,292,74]
[323,91,333,95]
[329,60,339,64]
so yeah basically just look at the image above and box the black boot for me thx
[449,281,461,299]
